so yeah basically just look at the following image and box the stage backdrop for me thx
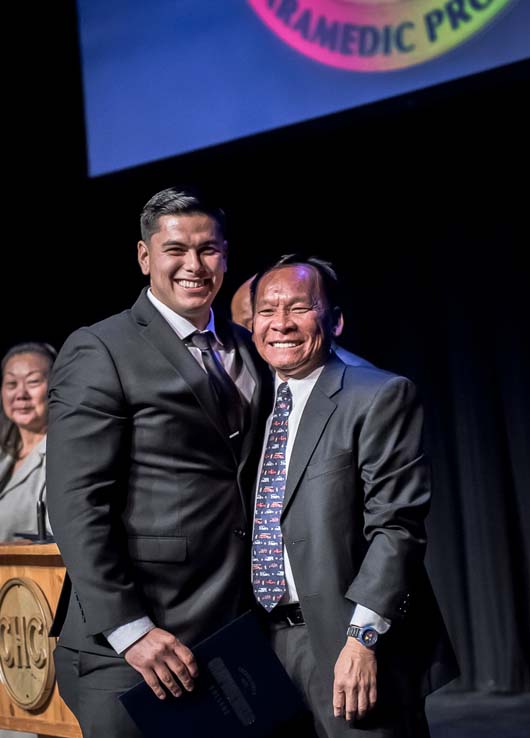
[76,0,529,176]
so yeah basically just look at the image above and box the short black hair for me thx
[140,186,226,242]
[250,254,341,324]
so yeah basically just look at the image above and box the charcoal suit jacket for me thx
[276,353,458,713]
[47,288,272,657]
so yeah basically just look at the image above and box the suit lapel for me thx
[233,328,262,465]
[131,289,234,453]
[282,356,345,516]
[231,324,274,523]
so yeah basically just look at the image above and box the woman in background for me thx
[0,342,56,541]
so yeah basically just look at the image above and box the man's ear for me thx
[332,309,344,337]
[137,241,150,275]
[222,240,228,272]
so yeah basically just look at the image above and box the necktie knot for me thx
[188,330,215,352]
[276,382,292,409]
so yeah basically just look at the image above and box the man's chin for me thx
[173,288,212,304]
[170,294,214,314]
[268,360,301,378]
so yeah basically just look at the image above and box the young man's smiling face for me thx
[137,212,227,329]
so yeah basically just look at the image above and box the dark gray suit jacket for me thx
[47,289,272,657]
[332,344,374,368]
[277,354,458,711]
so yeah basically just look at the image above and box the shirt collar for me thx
[274,364,325,399]
[147,288,223,345]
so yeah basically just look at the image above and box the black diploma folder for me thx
[119,611,305,737]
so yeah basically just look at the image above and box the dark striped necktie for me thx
[188,330,244,445]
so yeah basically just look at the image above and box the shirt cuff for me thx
[351,604,391,634]
[104,616,156,654]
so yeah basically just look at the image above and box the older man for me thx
[250,255,457,738]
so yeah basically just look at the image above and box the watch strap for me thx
[346,624,379,648]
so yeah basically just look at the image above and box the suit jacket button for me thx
[233,528,246,538]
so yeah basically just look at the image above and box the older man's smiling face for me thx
[252,265,332,380]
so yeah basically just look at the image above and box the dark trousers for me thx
[268,622,431,738]
[54,645,143,738]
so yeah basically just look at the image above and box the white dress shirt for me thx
[254,367,390,633]
[105,289,254,653]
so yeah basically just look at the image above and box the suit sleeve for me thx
[346,376,430,620]
[46,328,148,636]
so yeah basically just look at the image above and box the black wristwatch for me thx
[346,624,379,649]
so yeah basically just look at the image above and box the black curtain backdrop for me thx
[3,1,529,693]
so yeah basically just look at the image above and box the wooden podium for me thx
[0,542,81,737]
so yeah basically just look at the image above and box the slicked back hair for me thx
[250,254,341,328]
[140,187,226,243]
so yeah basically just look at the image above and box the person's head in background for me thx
[137,186,228,330]
[250,254,341,379]
[230,275,255,331]
[0,342,57,459]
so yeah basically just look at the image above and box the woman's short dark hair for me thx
[1,342,57,375]
[0,342,57,458]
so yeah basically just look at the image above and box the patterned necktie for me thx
[252,382,292,612]
[189,331,244,443]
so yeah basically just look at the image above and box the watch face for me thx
[362,629,378,647]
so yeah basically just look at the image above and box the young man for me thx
[47,187,272,737]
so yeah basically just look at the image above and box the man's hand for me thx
[123,628,198,700]
[333,638,377,721]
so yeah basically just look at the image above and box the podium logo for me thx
[0,577,55,710]
[248,0,516,71]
